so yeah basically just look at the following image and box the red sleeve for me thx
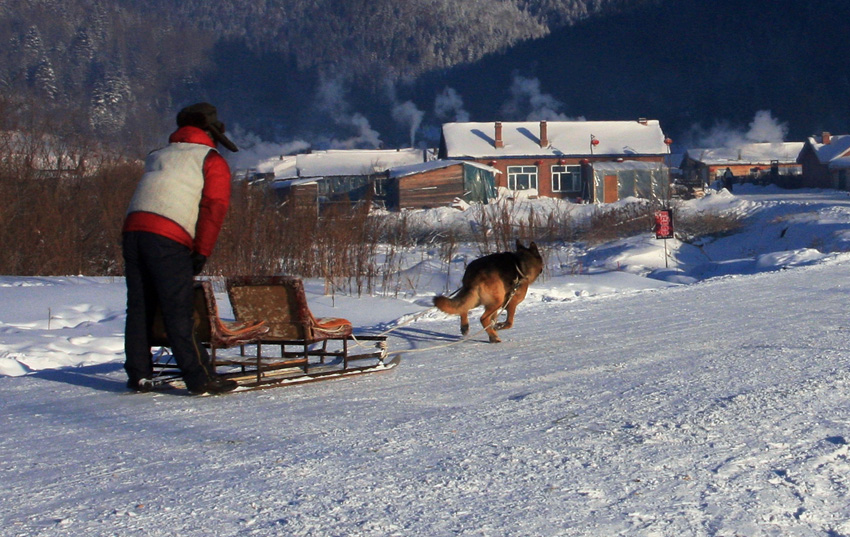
[193,151,231,256]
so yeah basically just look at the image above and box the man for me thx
[123,102,239,394]
[723,167,734,192]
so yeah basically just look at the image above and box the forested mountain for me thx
[1,0,847,157]
[0,0,639,154]
[0,0,213,147]
[146,0,646,79]
[0,0,646,154]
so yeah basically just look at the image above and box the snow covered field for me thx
[3,185,850,536]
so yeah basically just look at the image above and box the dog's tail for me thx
[433,287,477,314]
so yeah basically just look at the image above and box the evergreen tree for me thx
[89,68,134,135]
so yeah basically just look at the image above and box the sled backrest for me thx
[150,281,213,347]
[226,276,312,341]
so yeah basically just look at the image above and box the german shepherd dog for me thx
[433,240,543,343]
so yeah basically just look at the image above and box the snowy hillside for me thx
[2,185,850,536]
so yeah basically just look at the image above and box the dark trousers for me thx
[123,231,212,390]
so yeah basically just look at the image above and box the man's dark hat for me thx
[176,102,238,152]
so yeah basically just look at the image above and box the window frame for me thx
[551,164,582,193]
[506,165,539,191]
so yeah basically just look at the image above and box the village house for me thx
[797,132,850,190]
[255,148,429,211]
[438,119,672,203]
[681,142,804,190]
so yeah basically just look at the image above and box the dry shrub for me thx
[0,152,139,276]
[209,181,303,277]
[0,95,140,276]
[211,188,411,296]
[538,203,579,243]
[580,202,655,244]
[672,208,745,243]
[471,199,579,254]
[472,199,522,253]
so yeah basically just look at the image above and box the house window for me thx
[374,176,387,196]
[507,165,538,191]
[317,179,329,196]
[552,165,581,192]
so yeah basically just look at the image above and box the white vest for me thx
[127,143,214,238]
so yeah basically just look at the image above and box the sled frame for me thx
[221,276,390,388]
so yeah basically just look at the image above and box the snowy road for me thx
[3,254,850,536]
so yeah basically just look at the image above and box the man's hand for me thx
[191,252,207,275]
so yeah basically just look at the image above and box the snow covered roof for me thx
[685,142,804,166]
[258,149,427,181]
[255,155,298,178]
[441,120,669,158]
[388,159,500,179]
[803,134,850,166]
[591,161,667,172]
[269,177,319,189]
[828,157,850,170]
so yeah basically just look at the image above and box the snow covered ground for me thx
[3,185,850,536]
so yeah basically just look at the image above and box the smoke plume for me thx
[500,75,582,121]
[317,74,383,149]
[225,126,310,172]
[434,87,470,122]
[392,100,424,147]
[689,110,788,148]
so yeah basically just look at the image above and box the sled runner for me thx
[150,277,397,391]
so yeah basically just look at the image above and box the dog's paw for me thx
[461,324,469,335]
[494,322,510,331]
[488,334,502,343]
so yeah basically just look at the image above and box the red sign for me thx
[654,209,674,239]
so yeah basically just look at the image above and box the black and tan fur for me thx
[433,240,543,343]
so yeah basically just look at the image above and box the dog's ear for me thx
[529,241,541,256]
[515,238,523,250]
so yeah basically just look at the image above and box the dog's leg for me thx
[460,311,469,336]
[495,285,528,331]
[494,300,518,331]
[480,305,502,343]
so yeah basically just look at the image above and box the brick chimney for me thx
[539,120,549,148]
[494,122,504,148]
[823,131,832,145]
[638,118,648,125]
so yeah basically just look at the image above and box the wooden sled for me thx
[150,278,397,391]
[222,276,396,389]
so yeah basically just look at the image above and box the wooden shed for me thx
[386,160,499,210]
[271,178,320,215]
